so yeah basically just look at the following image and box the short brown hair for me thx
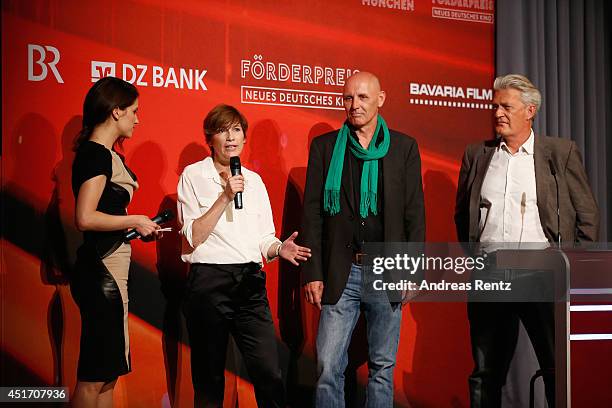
[203,104,248,147]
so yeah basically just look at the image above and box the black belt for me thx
[352,252,366,265]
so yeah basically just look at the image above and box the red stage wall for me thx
[2,1,496,406]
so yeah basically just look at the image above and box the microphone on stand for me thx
[477,198,492,241]
[519,192,526,246]
[230,156,243,209]
[124,209,174,242]
[549,160,561,247]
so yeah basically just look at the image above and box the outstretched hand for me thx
[279,231,312,266]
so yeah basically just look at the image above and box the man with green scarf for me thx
[301,71,425,407]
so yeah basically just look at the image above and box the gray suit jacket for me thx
[455,135,599,244]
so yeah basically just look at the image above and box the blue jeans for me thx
[315,264,402,408]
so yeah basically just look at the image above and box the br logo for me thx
[27,44,64,83]
[91,61,116,82]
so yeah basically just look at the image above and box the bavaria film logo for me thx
[240,54,359,111]
[27,44,64,83]
[409,82,493,110]
[90,60,207,91]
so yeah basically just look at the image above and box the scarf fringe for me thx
[324,189,341,216]
[360,190,378,218]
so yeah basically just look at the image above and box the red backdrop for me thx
[2,1,498,406]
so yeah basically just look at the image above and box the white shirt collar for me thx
[202,156,250,187]
[500,129,535,155]
[202,156,221,184]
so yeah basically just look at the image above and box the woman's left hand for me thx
[279,231,312,266]
[141,228,164,242]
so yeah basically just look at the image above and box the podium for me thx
[495,249,570,407]
[495,247,612,408]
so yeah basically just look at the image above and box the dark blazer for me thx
[455,135,599,244]
[301,129,425,305]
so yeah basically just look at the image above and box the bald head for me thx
[342,72,386,131]
[344,71,382,94]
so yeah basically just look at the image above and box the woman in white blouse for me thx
[177,104,310,407]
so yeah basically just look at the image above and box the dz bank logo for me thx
[91,61,116,81]
[90,60,207,91]
[27,44,64,83]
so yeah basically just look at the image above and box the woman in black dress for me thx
[71,77,160,407]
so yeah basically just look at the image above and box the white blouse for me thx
[177,156,281,264]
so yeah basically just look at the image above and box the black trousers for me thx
[183,262,285,408]
[467,301,555,408]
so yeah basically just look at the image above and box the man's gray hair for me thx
[493,74,542,112]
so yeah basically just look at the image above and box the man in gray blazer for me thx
[455,74,599,408]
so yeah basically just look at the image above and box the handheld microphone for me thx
[124,209,174,242]
[230,156,243,209]
[549,159,561,247]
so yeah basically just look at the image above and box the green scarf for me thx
[323,115,390,218]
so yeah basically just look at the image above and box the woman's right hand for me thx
[132,215,160,237]
[222,173,244,201]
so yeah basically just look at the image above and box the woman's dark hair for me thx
[73,76,139,151]
[203,104,248,153]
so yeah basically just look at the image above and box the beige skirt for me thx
[102,242,131,370]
